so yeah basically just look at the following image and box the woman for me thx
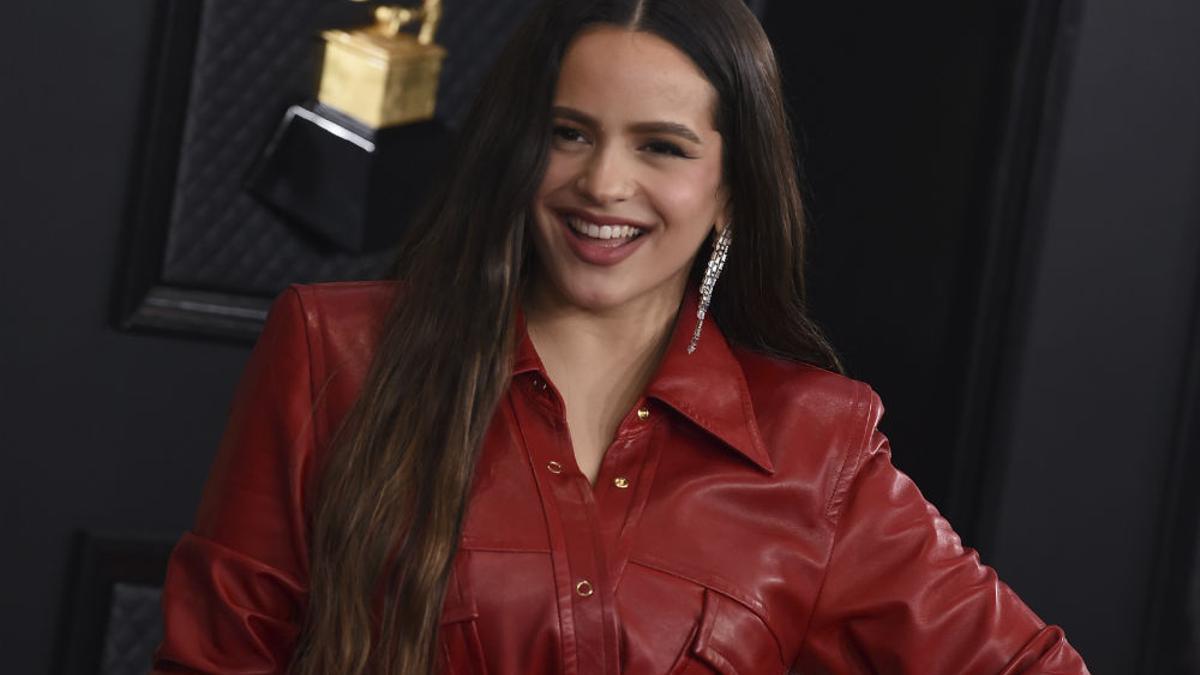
[153,0,1089,673]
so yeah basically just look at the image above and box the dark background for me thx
[2,0,1198,672]
[771,0,1200,672]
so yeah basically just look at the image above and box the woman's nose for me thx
[575,144,635,203]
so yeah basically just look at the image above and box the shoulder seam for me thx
[798,382,882,651]
[284,285,331,521]
[284,286,320,421]
[824,381,879,520]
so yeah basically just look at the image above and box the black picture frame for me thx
[111,0,267,342]
[52,531,177,675]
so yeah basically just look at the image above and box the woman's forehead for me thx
[554,26,719,132]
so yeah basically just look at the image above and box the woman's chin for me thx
[558,284,632,312]
[539,273,688,318]
[528,273,635,314]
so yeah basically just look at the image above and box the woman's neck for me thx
[521,275,685,389]
[521,275,686,475]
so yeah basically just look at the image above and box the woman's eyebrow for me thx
[629,121,704,145]
[551,106,704,145]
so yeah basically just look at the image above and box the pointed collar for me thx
[511,284,774,475]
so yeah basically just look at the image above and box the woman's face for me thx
[530,25,728,314]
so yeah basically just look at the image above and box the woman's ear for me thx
[710,193,729,235]
[715,195,733,235]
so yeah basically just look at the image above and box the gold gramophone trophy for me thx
[318,0,447,128]
[249,0,452,253]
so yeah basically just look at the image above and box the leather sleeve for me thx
[795,390,1089,674]
[152,287,315,674]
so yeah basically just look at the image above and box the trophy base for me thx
[247,101,451,254]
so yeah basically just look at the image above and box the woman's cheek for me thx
[538,158,573,196]
[653,169,723,227]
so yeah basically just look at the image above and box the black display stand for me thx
[249,102,452,253]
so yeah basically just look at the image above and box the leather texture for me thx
[151,280,1089,674]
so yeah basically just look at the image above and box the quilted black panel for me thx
[100,582,163,675]
[161,0,541,296]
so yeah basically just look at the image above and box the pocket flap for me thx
[439,592,480,625]
[690,588,786,674]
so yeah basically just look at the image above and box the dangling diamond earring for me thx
[688,226,732,354]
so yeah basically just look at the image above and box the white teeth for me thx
[566,215,643,241]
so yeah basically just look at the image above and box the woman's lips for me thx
[556,211,650,266]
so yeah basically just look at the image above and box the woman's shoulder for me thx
[733,347,882,418]
[284,279,403,323]
[259,280,404,404]
[724,345,888,478]
[274,280,403,355]
[247,280,405,457]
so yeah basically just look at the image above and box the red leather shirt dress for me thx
[151,280,1088,674]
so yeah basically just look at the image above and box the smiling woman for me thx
[151,1,1089,674]
[531,27,727,315]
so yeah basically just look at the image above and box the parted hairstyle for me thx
[288,0,841,672]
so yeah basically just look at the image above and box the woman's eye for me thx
[643,140,689,158]
[552,125,587,143]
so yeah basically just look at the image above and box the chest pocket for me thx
[668,588,788,675]
[439,551,488,675]
[439,595,488,675]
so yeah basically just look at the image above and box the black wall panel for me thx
[0,3,246,672]
[986,0,1200,668]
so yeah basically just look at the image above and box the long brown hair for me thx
[290,1,841,672]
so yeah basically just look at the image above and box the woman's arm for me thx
[152,288,316,674]
[795,414,1089,674]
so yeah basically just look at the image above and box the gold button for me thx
[636,406,650,421]
[613,477,630,489]
[575,579,594,597]
[546,460,563,474]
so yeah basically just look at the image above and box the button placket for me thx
[508,372,620,673]
[587,404,658,579]
[595,401,651,493]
